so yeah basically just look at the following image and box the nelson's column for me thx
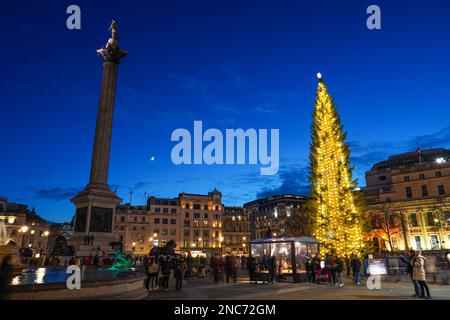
[69,20,127,256]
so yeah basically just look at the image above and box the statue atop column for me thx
[98,19,127,64]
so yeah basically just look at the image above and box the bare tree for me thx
[371,204,402,252]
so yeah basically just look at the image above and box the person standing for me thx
[412,250,431,299]
[174,259,184,291]
[336,255,344,287]
[268,255,277,284]
[247,256,257,284]
[350,254,362,285]
[161,256,171,291]
[147,257,159,291]
[400,250,420,297]
[311,253,321,283]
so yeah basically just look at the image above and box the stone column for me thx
[69,21,126,256]
[88,23,127,190]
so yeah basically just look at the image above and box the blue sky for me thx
[1,0,450,222]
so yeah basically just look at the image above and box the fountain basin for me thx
[7,267,146,300]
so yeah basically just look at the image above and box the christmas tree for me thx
[308,73,364,257]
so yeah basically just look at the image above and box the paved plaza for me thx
[136,275,450,300]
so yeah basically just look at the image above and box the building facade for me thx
[244,194,309,240]
[222,206,250,255]
[113,189,224,256]
[0,197,50,254]
[364,148,450,251]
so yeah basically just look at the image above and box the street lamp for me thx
[41,230,50,266]
[132,242,136,255]
[20,226,29,248]
[219,236,224,256]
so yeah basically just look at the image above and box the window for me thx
[437,185,445,195]
[410,213,419,227]
[194,213,200,219]
[193,204,201,210]
[405,187,413,199]
[204,240,209,248]
[162,200,169,205]
[421,185,429,197]
[444,211,450,224]
[203,205,208,210]
[435,171,442,177]
[183,229,190,237]
[134,216,137,222]
[419,173,425,180]
[170,229,176,236]
[204,213,208,219]
[429,235,439,250]
[215,206,220,211]
[184,220,190,227]
[154,228,160,234]
[141,217,145,222]
[163,208,169,214]
[194,229,200,237]
[119,226,125,231]
[183,239,189,248]
[162,218,168,224]
[414,236,422,250]
[203,220,209,227]
[162,229,168,235]
[203,230,209,237]
[185,212,190,218]
[170,219,176,225]
[154,218,160,224]
[132,227,137,231]
[171,209,177,214]
[426,212,435,226]
[404,176,410,182]
[141,226,145,231]
[155,208,161,213]
[120,216,125,222]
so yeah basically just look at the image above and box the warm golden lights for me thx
[309,76,364,257]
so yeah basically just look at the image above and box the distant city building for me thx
[364,148,450,251]
[114,189,224,256]
[222,206,250,255]
[244,194,308,240]
[0,197,50,254]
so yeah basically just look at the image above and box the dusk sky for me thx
[1,0,450,223]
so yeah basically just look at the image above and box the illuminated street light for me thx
[43,231,50,237]
[20,226,29,233]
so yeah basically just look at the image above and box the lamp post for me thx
[41,230,50,267]
[219,236,224,256]
[20,226,29,248]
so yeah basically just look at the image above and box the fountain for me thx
[0,220,20,266]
